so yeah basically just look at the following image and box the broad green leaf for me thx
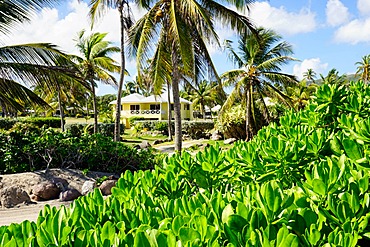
[312,179,327,196]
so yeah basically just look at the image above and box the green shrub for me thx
[182,120,214,139]
[21,117,63,128]
[128,116,145,127]
[65,123,125,137]
[0,118,17,130]
[5,81,370,246]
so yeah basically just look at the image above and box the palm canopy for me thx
[128,0,256,90]
[74,31,120,133]
[355,55,370,83]
[0,0,61,35]
[129,0,256,151]
[221,27,298,140]
[0,43,81,112]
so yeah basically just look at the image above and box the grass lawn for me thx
[121,129,170,146]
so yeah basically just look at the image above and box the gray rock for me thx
[211,130,223,141]
[139,140,151,149]
[0,186,31,208]
[152,139,164,145]
[81,181,96,195]
[32,181,60,200]
[224,138,237,145]
[99,180,117,195]
[59,189,82,201]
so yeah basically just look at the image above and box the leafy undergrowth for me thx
[1,81,370,246]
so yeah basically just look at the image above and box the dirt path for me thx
[0,200,72,226]
[154,140,205,153]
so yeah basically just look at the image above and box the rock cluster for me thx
[0,174,118,208]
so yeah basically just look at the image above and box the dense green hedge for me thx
[2,81,370,245]
[65,123,125,137]
[0,117,63,130]
[0,127,159,174]
[133,120,214,138]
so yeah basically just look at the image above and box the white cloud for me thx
[357,0,370,16]
[334,18,370,44]
[326,0,350,27]
[247,2,317,36]
[293,58,328,79]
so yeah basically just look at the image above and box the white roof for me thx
[109,92,192,105]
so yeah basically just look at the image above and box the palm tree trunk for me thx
[245,82,253,141]
[202,102,206,120]
[91,82,98,134]
[114,5,126,142]
[167,81,172,140]
[57,84,65,132]
[172,42,182,152]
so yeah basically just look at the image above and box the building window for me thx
[170,104,174,110]
[130,105,140,111]
[150,104,160,110]
[184,104,190,110]
[120,105,123,111]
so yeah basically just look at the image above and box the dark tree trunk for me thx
[91,81,98,134]
[167,81,172,140]
[57,84,65,132]
[245,82,253,141]
[172,42,182,153]
[114,5,126,142]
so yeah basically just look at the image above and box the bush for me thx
[0,127,157,174]
[182,120,214,139]
[133,120,213,138]
[65,123,125,137]
[0,118,17,130]
[21,117,63,128]
[128,116,145,127]
[3,81,370,246]
[216,105,246,139]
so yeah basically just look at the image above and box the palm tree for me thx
[286,80,318,111]
[1,1,83,120]
[129,0,256,152]
[221,28,298,140]
[84,0,134,142]
[319,68,347,85]
[184,80,218,119]
[74,31,120,134]
[356,55,370,84]
[303,68,316,84]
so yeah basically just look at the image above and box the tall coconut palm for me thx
[221,28,298,140]
[303,68,316,84]
[319,68,347,86]
[286,80,318,111]
[129,0,256,152]
[84,0,134,141]
[184,80,218,119]
[74,31,120,134]
[356,55,370,84]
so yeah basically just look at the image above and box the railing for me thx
[122,110,162,115]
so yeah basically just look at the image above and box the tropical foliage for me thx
[74,31,120,134]
[128,0,256,151]
[2,81,370,245]
[221,27,297,140]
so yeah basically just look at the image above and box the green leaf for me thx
[312,179,327,196]
[133,232,151,247]
[222,204,234,224]
[179,227,201,243]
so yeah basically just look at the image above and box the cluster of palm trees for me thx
[2,0,370,152]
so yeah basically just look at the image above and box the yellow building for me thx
[109,93,193,128]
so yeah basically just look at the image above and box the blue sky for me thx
[4,0,370,95]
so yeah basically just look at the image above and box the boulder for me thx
[99,180,117,195]
[81,180,96,195]
[152,139,164,145]
[0,186,31,208]
[224,138,237,145]
[59,189,82,201]
[139,140,151,149]
[32,181,60,200]
[211,130,223,141]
